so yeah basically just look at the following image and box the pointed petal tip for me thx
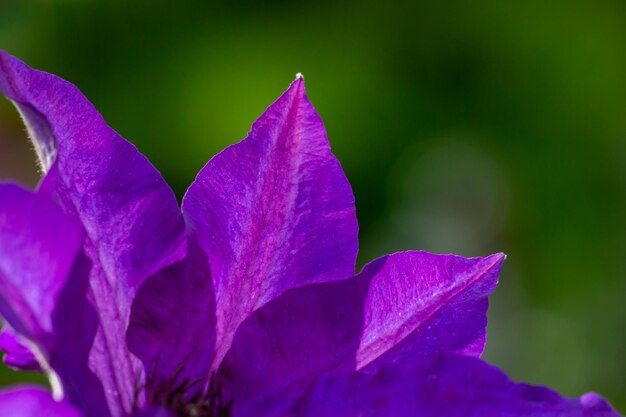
[483,252,506,274]
[290,72,305,90]
[491,252,507,262]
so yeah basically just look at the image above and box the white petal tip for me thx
[295,72,304,80]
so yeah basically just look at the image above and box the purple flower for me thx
[0,50,619,417]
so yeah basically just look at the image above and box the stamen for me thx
[146,372,233,417]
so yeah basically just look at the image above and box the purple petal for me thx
[218,276,367,417]
[0,386,83,417]
[357,251,504,371]
[127,240,216,387]
[182,76,358,365]
[0,327,40,371]
[218,251,504,416]
[296,354,620,417]
[0,183,82,339]
[0,51,186,415]
[132,407,175,417]
[0,184,109,417]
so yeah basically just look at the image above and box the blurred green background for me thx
[0,0,624,411]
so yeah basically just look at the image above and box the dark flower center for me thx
[146,374,233,417]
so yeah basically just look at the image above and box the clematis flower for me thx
[0,50,619,417]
